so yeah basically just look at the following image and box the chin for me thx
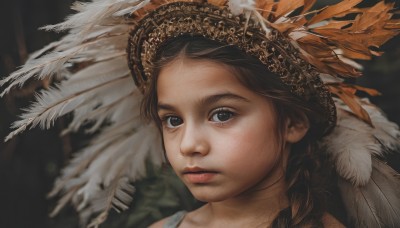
[193,194,227,203]
[189,187,236,202]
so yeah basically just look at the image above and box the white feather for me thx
[320,98,400,186]
[62,93,136,135]
[0,47,78,97]
[48,97,163,222]
[113,0,150,16]
[334,48,364,70]
[0,0,163,226]
[41,0,146,33]
[83,177,135,227]
[289,30,308,41]
[67,124,161,224]
[362,100,400,150]
[4,60,130,141]
[318,73,343,84]
[0,33,128,98]
[228,0,256,15]
[339,158,400,228]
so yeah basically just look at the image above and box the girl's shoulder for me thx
[322,213,345,228]
[149,211,187,228]
[149,218,167,228]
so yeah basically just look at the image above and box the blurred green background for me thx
[0,0,399,227]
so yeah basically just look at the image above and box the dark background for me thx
[0,1,78,227]
[0,0,399,227]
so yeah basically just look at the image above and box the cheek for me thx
[162,134,181,167]
[214,117,281,172]
[214,124,280,169]
[231,115,278,151]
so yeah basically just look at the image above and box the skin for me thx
[150,58,343,227]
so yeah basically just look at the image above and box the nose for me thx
[180,123,210,157]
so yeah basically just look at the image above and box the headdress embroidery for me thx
[128,2,335,132]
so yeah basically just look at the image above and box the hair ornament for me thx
[1,0,399,227]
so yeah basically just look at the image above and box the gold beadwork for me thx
[127,2,336,133]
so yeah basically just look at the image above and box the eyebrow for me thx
[157,92,250,111]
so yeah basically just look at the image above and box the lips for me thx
[182,167,218,184]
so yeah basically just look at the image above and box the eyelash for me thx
[159,107,237,129]
[160,115,182,129]
[209,108,236,125]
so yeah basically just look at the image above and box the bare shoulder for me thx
[149,217,169,228]
[322,213,345,228]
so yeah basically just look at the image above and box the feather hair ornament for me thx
[1,0,400,227]
[320,98,400,186]
[338,158,400,228]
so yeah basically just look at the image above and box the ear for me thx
[284,117,309,143]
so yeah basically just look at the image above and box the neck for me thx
[194,163,289,227]
[209,173,288,221]
[187,147,291,226]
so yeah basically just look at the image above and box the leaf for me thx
[274,0,303,19]
[312,28,398,59]
[349,2,392,31]
[351,85,381,96]
[296,34,334,58]
[296,34,362,77]
[208,0,227,7]
[307,0,362,25]
[323,57,361,76]
[256,0,274,18]
[332,8,364,18]
[331,83,381,96]
[339,45,373,60]
[312,21,352,30]
[301,0,316,14]
[328,84,372,126]
[385,18,400,29]
[269,22,299,33]
[310,1,399,61]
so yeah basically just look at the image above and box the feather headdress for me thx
[1,0,400,227]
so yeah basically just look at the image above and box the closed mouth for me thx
[182,167,219,183]
[182,167,218,175]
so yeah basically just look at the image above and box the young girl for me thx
[145,36,344,227]
[1,0,399,227]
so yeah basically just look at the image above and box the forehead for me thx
[156,58,249,100]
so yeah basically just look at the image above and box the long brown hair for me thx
[141,36,327,227]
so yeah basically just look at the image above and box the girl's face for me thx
[157,58,285,202]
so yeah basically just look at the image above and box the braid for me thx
[271,136,326,227]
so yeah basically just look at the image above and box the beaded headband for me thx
[127,2,336,132]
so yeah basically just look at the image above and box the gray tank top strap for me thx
[163,211,187,228]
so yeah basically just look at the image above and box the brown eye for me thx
[166,116,183,128]
[211,110,234,122]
